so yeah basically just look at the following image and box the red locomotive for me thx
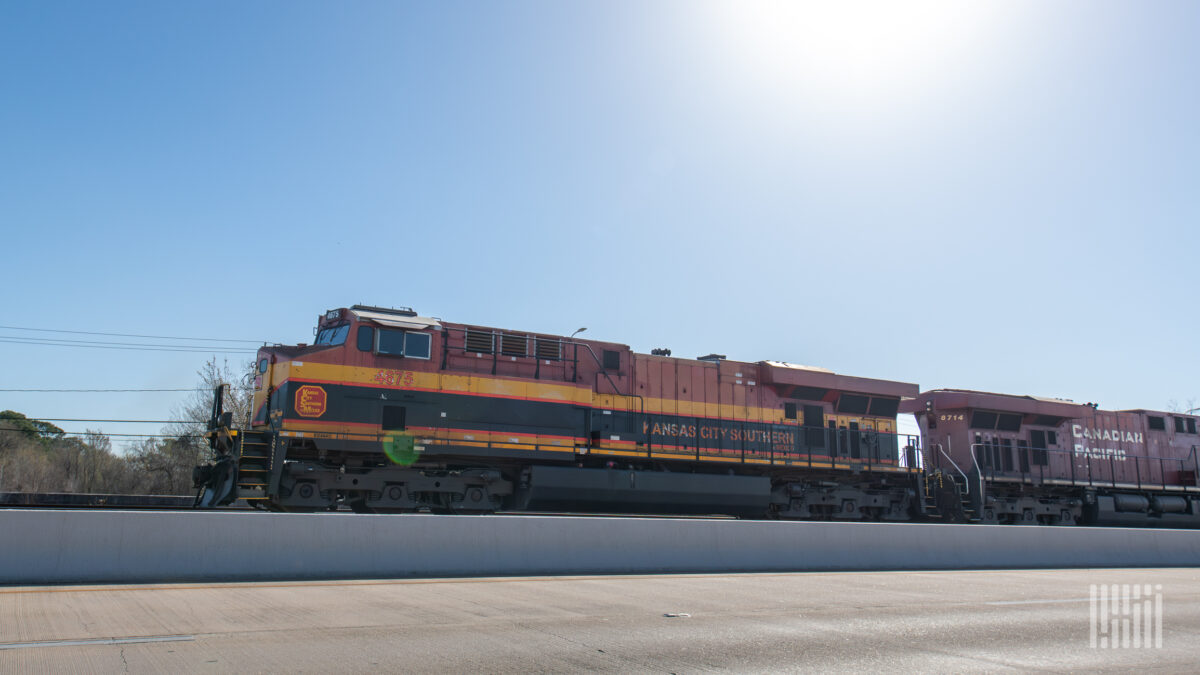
[906,390,1200,527]
[193,304,1200,526]
[196,304,921,518]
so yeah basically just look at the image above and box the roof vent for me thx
[651,348,672,356]
[697,353,725,363]
[350,304,416,317]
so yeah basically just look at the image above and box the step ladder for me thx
[234,431,273,502]
[922,471,978,522]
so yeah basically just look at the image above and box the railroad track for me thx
[0,492,739,518]
[0,492,239,510]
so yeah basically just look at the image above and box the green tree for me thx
[0,410,65,444]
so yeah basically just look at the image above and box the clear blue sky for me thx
[1,1,1197,443]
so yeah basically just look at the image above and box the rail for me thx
[930,440,972,496]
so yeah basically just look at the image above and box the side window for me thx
[603,350,620,370]
[1174,417,1186,433]
[784,402,797,420]
[357,326,374,352]
[377,329,405,355]
[370,327,431,359]
[405,332,432,359]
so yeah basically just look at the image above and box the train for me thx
[192,304,1200,527]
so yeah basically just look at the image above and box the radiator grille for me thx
[501,333,527,357]
[465,330,494,353]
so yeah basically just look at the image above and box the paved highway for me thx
[2,568,1197,673]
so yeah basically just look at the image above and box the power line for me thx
[0,324,267,343]
[0,388,204,392]
[0,335,251,349]
[0,429,205,439]
[0,387,252,392]
[17,418,205,424]
[0,337,253,354]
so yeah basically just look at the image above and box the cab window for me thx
[315,323,349,346]
[406,332,431,359]
[375,329,432,359]
[357,325,374,351]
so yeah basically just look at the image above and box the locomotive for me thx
[910,390,1200,527]
[192,305,1200,526]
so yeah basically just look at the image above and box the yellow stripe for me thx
[278,361,901,426]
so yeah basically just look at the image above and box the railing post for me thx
[439,328,450,370]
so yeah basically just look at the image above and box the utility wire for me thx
[0,387,252,392]
[16,418,205,424]
[0,337,252,354]
[0,335,252,349]
[0,429,205,439]
[0,324,267,343]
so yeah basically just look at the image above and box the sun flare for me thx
[707,0,995,102]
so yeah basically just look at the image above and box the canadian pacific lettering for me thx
[1070,424,1141,462]
[1071,424,1143,445]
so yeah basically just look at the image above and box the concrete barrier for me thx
[2,510,1199,584]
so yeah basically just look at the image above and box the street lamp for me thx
[569,327,587,339]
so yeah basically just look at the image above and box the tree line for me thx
[0,359,253,496]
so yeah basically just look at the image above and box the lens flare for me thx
[383,431,420,466]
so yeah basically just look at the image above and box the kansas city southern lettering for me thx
[642,421,794,445]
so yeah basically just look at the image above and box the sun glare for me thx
[707,0,996,103]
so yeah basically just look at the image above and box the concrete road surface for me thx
[2,568,1198,673]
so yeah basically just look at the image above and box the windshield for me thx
[315,323,350,346]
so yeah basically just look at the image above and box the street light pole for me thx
[569,327,587,339]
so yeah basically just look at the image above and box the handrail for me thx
[969,441,1198,489]
[939,438,970,495]
[569,341,644,414]
[435,325,646,414]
